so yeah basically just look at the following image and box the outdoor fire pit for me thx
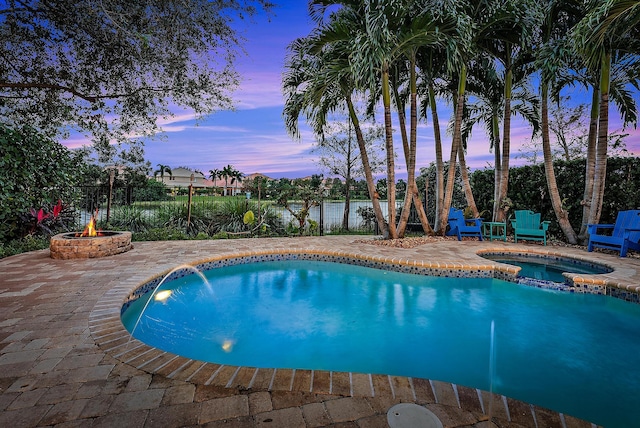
[50,230,132,259]
[50,231,132,259]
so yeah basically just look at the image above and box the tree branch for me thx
[0,82,172,102]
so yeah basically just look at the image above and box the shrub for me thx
[0,126,88,242]
[108,205,151,233]
[0,235,50,259]
[213,198,284,235]
[132,227,189,241]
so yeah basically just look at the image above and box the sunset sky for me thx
[62,2,639,179]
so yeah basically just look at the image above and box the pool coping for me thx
[88,245,629,426]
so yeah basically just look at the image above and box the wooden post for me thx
[257,176,261,228]
[187,174,194,229]
[106,169,115,223]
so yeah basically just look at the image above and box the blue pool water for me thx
[122,260,640,427]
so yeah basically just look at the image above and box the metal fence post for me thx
[319,200,324,236]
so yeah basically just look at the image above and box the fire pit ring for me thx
[50,231,133,259]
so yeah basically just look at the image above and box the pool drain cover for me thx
[387,403,443,428]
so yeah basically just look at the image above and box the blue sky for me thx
[62,2,639,179]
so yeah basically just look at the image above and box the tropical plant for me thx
[273,176,324,236]
[463,55,540,220]
[282,22,390,237]
[209,168,222,194]
[20,200,69,237]
[0,125,88,242]
[0,235,50,260]
[392,5,455,237]
[571,0,640,229]
[534,0,583,244]
[219,164,242,196]
[153,164,172,181]
[213,197,283,235]
[108,205,151,233]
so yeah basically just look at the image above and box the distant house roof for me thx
[170,167,205,179]
[244,173,272,181]
[154,167,210,188]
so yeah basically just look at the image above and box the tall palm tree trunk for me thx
[342,129,352,231]
[382,65,398,239]
[441,64,467,233]
[491,115,502,221]
[588,51,611,226]
[542,83,577,243]
[578,87,600,242]
[393,77,413,238]
[346,96,389,237]
[497,66,513,222]
[397,58,433,236]
[457,144,478,217]
[429,83,445,232]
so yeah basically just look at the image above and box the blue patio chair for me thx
[587,210,640,257]
[511,210,551,245]
[445,207,483,241]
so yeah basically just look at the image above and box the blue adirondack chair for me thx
[511,210,551,245]
[587,210,640,257]
[445,208,483,241]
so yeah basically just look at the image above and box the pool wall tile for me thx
[227,366,255,389]
[371,374,392,397]
[292,369,313,392]
[478,390,509,421]
[411,378,436,403]
[122,249,640,319]
[311,370,331,394]
[249,368,275,391]
[190,363,221,385]
[331,371,351,396]
[271,369,294,391]
[507,397,537,426]
[351,373,374,397]
[457,385,483,414]
[431,380,458,407]
[390,376,414,401]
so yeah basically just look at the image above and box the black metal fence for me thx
[70,186,409,235]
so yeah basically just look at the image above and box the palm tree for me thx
[221,164,235,196]
[571,0,640,232]
[284,9,391,237]
[416,47,449,231]
[473,0,539,223]
[230,169,244,195]
[337,0,399,238]
[153,164,172,182]
[532,0,586,244]
[392,9,455,237]
[438,3,474,234]
[312,0,455,238]
[209,168,222,194]
[463,56,539,221]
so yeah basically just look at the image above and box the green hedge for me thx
[470,157,640,237]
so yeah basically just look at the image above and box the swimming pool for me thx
[122,259,640,427]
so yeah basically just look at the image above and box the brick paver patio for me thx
[1,236,638,427]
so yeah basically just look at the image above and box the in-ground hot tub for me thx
[479,251,613,283]
[50,231,132,259]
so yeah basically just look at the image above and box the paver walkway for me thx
[1,236,638,427]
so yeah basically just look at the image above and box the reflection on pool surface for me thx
[480,253,612,283]
[122,260,639,427]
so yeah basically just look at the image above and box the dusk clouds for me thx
[61,3,638,180]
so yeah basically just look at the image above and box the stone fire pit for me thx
[50,231,133,259]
